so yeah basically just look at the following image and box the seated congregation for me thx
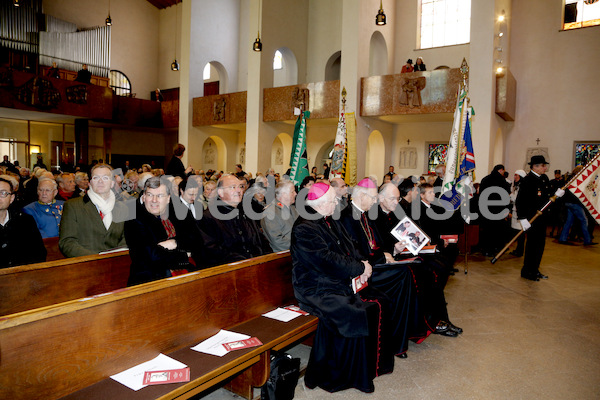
[0,154,471,395]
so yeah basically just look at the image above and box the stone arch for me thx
[369,31,388,76]
[315,140,335,176]
[273,47,298,87]
[325,51,341,81]
[365,130,385,185]
[203,61,229,95]
[202,136,227,172]
[271,133,293,175]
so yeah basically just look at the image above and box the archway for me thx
[315,140,335,176]
[365,130,385,185]
[203,61,229,95]
[325,51,341,81]
[368,31,388,76]
[273,47,298,87]
[202,136,227,172]
[272,133,293,175]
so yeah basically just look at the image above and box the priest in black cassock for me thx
[291,182,393,393]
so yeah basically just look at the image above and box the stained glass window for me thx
[428,143,448,173]
[575,142,600,167]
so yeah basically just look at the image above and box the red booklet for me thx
[351,275,368,294]
[440,235,459,243]
[222,337,263,351]
[142,368,190,385]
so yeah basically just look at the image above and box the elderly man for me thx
[74,172,89,196]
[433,164,446,189]
[291,182,395,393]
[199,180,217,209]
[22,178,64,238]
[55,172,78,201]
[374,184,462,338]
[125,176,198,286]
[261,181,298,251]
[59,164,128,257]
[0,176,46,268]
[197,174,271,268]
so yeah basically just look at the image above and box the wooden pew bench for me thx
[0,252,317,400]
[0,250,131,316]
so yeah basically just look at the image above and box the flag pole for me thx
[491,152,600,264]
[460,59,469,275]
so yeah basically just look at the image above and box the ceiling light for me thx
[376,0,386,26]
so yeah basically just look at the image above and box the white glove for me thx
[520,219,531,231]
[555,188,565,198]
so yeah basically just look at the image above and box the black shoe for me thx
[558,241,575,246]
[433,321,459,337]
[396,353,408,359]
[537,272,548,280]
[584,242,598,246]
[447,322,463,334]
[521,273,539,281]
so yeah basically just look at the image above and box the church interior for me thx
[1,0,599,399]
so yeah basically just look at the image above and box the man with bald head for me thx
[196,174,271,268]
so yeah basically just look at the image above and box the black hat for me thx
[528,155,549,166]
[406,59,413,64]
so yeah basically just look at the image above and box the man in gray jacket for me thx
[261,180,298,252]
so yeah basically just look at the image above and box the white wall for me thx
[306,0,343,83]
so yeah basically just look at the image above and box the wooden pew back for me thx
[0,251,131,316]
[43,236,65,261]
[0,252,295,400]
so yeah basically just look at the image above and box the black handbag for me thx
[261,352,301,400]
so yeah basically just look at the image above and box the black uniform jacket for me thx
[0,209,46,268]
[515,172,552,221]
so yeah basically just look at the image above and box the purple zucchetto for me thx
[357,178,377,189]
[307,182,330,200]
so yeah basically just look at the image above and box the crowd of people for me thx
[0,145,596,393]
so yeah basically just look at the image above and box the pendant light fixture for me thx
[105,0,112,26]
[171,0,180,71]
[376,0,386,26]
[253,0,262,52]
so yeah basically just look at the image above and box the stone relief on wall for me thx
[205,147,215,165]
[291,87,309,113]
[524,147,549,171]
[399,147,417,169]
[399,77,426,108]
[239,147,245,165]
[213,98,226,121]
[275,147,283,165]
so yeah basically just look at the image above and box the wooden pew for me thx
[0,252,317,400]
[43,236,65,261]
[0,250,131,316]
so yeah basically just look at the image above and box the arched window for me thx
[203,63,211,80]
[109,70,131,96]
[273,50,283,70]
[419,0,471,49]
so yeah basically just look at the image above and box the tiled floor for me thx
[204,233,600,399]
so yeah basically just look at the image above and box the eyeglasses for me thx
[145,193,169,199]
[91,175,111,182]
[0,190,13,198]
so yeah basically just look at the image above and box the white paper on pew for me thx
[110,353,187,391]
[191,329,250,357]
[262,308,301,322]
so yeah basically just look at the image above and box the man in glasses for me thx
[0,176,46,268]
[197,174,271,268]
[59,164,128,257]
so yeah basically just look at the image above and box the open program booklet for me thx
[391,216,431,256]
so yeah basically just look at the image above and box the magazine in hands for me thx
[391,216,431,256]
